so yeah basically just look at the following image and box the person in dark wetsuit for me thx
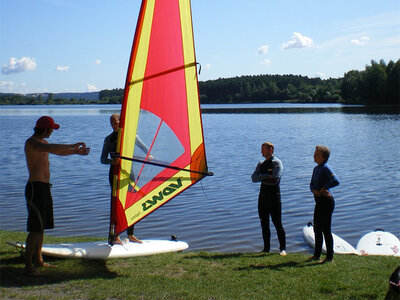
[100,114,121,188]
[101,113,151,244]
[308,145,340,263]
[24,116,90,275]
[251,142,287,256]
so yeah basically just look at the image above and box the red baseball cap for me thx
[35,116,60,130]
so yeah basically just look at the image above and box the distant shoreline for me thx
[201,105,399,114]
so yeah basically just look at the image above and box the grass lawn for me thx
[1,230,399,299]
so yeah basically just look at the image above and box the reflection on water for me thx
[0,105,121,116]
[0,104,399,254]
[2,104,399,116]
[202,105,400,114]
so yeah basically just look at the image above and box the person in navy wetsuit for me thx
[252,142,287,256]
[309,145,340,263]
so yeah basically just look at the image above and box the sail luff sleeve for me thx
[111,0,156,237]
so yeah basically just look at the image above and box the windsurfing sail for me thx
[109,0,212,243]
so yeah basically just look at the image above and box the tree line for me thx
[341,59,399,105]
[1,59,398,106]
[0,93,103,105]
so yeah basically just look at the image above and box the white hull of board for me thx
[6,239,189,260]
[356,230,400,256]
[302,224,358,255]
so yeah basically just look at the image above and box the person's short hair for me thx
[315,145,330,161]
[262,142,274,152]
[33,127,46,135]
[110,113,120,121]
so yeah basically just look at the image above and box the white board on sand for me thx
[302,223,358,255]
[6,239,189,260]
[356,230,400,256]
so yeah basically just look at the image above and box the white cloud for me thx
[257,45,269,55]
[316,72,326,78]
[87,84,98,92]
[204,63,211,70]
[94,59,101,65]
[282,32,313,49]
[0,81,27,93]
[261,59,271,66]
[350,36,370,46]
[56,65,70,72]
[0,81,16,91]
[2,57,37,75]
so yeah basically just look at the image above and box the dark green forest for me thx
[1,59,399,106]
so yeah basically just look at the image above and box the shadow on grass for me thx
[384,286,400,300]
[236,261,301,271]
[235,258,335,271]
[184,253,245,260]
[182,251,301,260]
[183,252,313,261]
[182,252,332,272]
[0,253,118,287]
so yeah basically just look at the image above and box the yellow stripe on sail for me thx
[179,0,203,156]
[119,0,156,211]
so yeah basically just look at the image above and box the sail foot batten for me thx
[113,153,213,176]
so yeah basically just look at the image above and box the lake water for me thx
[0,104,399,254]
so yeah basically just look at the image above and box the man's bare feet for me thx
[35,261,57,268]
[318,258,333,264]
[128,235,143,243]
[112,236,124,245]
[306,256,319,261]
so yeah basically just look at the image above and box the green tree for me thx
[48,93,54,104]
[341,70,363,103]
[363,60,387,105]
[385,60,400,105]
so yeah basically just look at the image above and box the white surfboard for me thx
[302,223,358,254]
[6,239,189,260]
[356,229,400,256]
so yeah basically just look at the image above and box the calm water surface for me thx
[1,104,399,254]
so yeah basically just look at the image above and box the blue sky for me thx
[1,0,399,94]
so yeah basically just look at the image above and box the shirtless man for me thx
[24,116,90,275]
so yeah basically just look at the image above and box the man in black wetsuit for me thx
[251,142,287,256]
[101,113,142,244]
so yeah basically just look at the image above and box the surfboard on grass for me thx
[302,223,358,255]
[356,229,400,256]
[6,239,189,260]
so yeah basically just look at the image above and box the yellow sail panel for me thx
[117,0,156,209]
[179,0,204,161]
[110,0,210,240]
